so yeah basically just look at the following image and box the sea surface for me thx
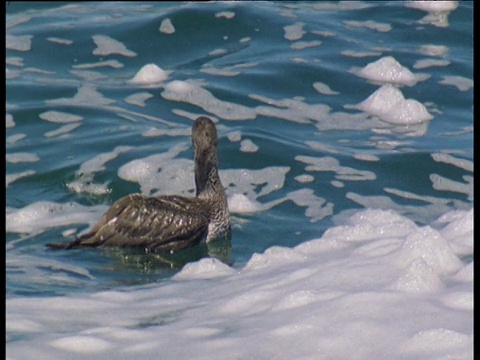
[6,2,473,359]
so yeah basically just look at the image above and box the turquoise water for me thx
[6,1,473,298]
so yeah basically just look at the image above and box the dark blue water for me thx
[6,2,473,297]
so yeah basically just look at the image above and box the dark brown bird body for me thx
[48,117,230,253]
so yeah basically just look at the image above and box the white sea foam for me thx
[6,113,15,128]
[48,83,116,107]
[128,64,169,85]
[6,34,32,51]
[296,155,376,181]
[6,133,26,144]
[66,146,134,196]
[406,0,458,13]
[44,123,82,138]
[343,20,392,32]
[239,139,259,153]
[6,170,35,188]
[200,66,240,77]
[439,75,473,91]
[406,0,458,27]
[283,22,306,41]
[418,44,449,57]
[413,58,450,69]
[159,18,175,34]
[313,81,339,95]
[215,11,235,19]
[356,84,433,125]
[72,60,124,69]
[92,35,137,57]
[355,56,428,86]
[290,40,322,50]
[5,207,472,359]
[162,80,256,120]
[47,37,73,45]
[431,152,473,172]
[341,49,383,58]
[39,110,83,123]
[6,152,39,163]
[6,201,108,234]
[124,92,154,107]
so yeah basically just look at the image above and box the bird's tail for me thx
[45,241,75,250]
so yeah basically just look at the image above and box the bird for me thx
[47,116,231,253]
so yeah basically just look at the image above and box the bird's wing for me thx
[71,194,210,252]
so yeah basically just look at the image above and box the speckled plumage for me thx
[47,117,230,253]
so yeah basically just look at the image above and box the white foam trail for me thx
[356,84,433,125]
[439,76,473,91]
[159,18,175,34]
[6,34,32,51]
[6,152,39,163]
[92,35,137,57]
[6,208,472,359]
[215,11,235,19]
[343,20,392,32]
[39,110,83,123]
[124,92,154,107]
[128,64,169,85]
[283,22,306,41]
[355,56,429,86]
[6,201,108,234]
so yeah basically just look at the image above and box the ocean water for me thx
[6,1,473,359]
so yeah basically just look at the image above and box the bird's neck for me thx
[195,150,222,197]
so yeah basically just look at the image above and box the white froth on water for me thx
[341,49,383,58]
[39,110,83,123]
[239,139,259,153]
[6,133,27,145]
[66,146,133,196]
[48,83,116,107]
[431,152,473,172]
[430,173,473,201]
[117,143,193,196]
[6,34,32,51]
[438,76,474,92]
[124,92,154,107]
[406,0,459,13]
[6,208,472,359]
[413,58,450,69]
[6,170,35,188]
[47,37,73,45]
[44,123,82,138]
[296,155,376,181]
[283,22,305,41]
[312,81,339,95]
[6,113,15,128]
[92,35,137,57]
[294,174,314,183]
[208,48,228,57]
[227,193,266,213]
[343,20,392,32]
[405,0,458,28]
[6,152,39,163]
[163,80,256,120]
[159,18,175,34]
[215,11,235,19]
[6,201,108,234]
[72,60,124,70]
[128,64,169,85]
[356,84,433,125]
[290,40,322,50]
[200,66,240,77]
[418,44,449,57]
[355,56,429,86]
